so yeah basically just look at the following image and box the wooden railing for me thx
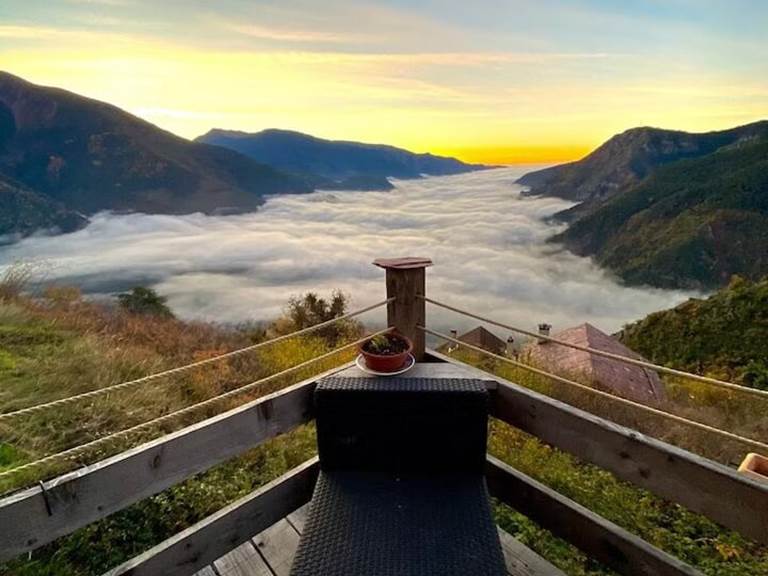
[0,257,765,576]
[0,363,347,561]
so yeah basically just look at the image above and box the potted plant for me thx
[360,332,413,373]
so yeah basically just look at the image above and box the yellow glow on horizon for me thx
[434,145,592,165]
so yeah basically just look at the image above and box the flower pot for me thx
[360,333,413,373]
[738,453,768,483]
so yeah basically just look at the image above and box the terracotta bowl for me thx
[360,335,413,373]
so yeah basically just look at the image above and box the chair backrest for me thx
[315,377,490,474]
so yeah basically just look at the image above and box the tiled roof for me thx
[524,323,665,404]
[458,326,507,355]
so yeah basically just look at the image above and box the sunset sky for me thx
[2,0,767,163]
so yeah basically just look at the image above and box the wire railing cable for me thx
[0,328,391,480]
[420,325,768,454]
[0,298,392,422]
[419,296,768,400]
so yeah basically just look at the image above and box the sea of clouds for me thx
[0,167,695,338]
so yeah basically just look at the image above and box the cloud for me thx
[224,23,375,44]
[0,168,695,337]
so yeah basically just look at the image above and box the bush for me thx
[117,287,173,318]
[276,290,361,346]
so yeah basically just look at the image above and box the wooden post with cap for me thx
[373,257,433,362]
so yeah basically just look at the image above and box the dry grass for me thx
[0,289,354,494]
[446,347,767,465]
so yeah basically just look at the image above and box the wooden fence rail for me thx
[428,350,768,546]
[104,458,319,576]
[486,456,702,576]
[0,364,347,562]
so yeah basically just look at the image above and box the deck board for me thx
[193,568,218,576]
[497,527,566,576]
[252,519,301,576]
[213,541,272,576]
[285,504,310,534]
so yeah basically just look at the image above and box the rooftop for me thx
[524,322,665,404]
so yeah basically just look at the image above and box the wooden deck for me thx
[194,503,565,576]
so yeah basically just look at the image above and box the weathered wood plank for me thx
[497,527,566,576]
[487,455,702,576]
[488,370,768,545]
[102,457,319,576]
[381,261,428,360]
[192,567,218,576]
[285,503,310,534]
[214,541,272,576]
[252,519,300,576]
[0,363,349,562]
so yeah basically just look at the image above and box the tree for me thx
[117,286,174,318]
[278,290,360,346]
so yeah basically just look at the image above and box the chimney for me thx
[505,336,515,357]
[448,329,459,352]
[537,323,551,343]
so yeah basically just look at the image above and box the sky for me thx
[1,0,767,163]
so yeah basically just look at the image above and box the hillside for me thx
[0,72,311,234]
[518,121,768,204]
[1,283,766,576]
[0,174,86,239]
[196,128,490,189]
[619,276,768,389]
[551,135,768,289]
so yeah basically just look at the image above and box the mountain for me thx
[196,128,490,189]
[518,122,768,205]
[0,173,86,241]
[552,132,768,289]
[0,72,311,235]
[619,276,768,390]
[517,121,768,290]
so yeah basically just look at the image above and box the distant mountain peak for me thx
[519,120,768,290]
[517,120,768,203]
[0,72,312,238]
[195,128,491,182]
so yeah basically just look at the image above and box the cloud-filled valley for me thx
[0,167,695,338]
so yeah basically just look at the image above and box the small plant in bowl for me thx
[360,332,413,373]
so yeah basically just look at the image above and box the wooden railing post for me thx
[373,257,433,361]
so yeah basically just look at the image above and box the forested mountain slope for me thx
[620,276,768,389]
[197,128,490,189]
[551,136,768,289]
[0,72,311,236]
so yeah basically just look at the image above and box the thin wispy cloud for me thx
[225,23,375,44]
[64,0,133,5]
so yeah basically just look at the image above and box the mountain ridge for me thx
[0,71,312,236]
[517,120,768,289]
[196,127,491,187]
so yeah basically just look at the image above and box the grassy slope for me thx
[620,277,768,390]
[0,292,766,575]
[553,138,768,289]
[0,290,352,576]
